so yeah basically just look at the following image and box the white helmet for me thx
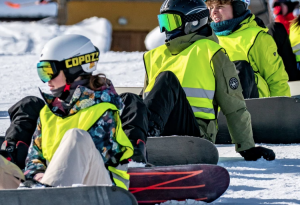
[38,34,99,83]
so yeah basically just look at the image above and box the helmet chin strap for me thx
[58,82,71,101]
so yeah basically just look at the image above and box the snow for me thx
[0,20,300,205]
[0,17,112,55]
[0,0,57,17]
[145,26,165,50]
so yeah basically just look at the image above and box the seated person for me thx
[204,0,291,98]
[267,22,300,81]
[143,0,275,164]
[272,0,298,34]
[0,34,149,189]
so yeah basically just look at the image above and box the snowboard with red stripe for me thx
[128,164,229,204]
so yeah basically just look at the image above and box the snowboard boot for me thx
[130,139,148,163]
[147,121,162,136]
[147,112,164,137]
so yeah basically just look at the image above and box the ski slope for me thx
[0,20,300,205]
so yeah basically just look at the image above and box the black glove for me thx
[239,146,275,161]
[0,141,29,169]
[0,145,16,164]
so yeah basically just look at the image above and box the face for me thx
[209,3,234,23]
[280,3,288,16]
[48,71,66,91]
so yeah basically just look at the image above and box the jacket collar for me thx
[40,84,123,117]
[165,27,219,55]
[233,14,269,34]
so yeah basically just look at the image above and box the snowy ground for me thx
[0,21,300,204]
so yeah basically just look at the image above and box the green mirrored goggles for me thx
[157,13,183,32]
[37,61,59,83]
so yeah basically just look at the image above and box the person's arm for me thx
[212,50,255,152]
[213,50,275,160]
[249,32,291,97]
[23,118,47,180]
[267,22,300,81]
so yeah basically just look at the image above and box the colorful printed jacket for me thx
[24,84,125,180]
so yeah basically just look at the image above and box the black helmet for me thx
[159,0,210,35]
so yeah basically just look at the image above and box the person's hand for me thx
[33,173,44,182]
[239,146,275,161]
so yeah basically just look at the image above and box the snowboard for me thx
[128,164,230,204]
[0,136,219,166]
[147,136,219,166]
[216,97,300,144]
[0,186,138,205]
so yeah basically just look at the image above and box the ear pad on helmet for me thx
[232,1,248,18]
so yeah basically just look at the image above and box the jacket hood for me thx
[40,84,124,117]
[233,14,269,34]
[165,26,219,55]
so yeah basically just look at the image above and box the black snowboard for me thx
[0,186,137,205]
[147,136,219,166]
[216,97,300,144]
[0,137,218,166]
[128,164,230,204]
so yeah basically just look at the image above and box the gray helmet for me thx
[160,0,210,34]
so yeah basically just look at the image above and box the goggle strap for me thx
[183,9,209,23]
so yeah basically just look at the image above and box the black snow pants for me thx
[1,93,149,169]
[143,71,201,137]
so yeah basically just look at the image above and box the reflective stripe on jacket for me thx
[144,39,223,120]
[290,23,300,62]
[40,102,133,189]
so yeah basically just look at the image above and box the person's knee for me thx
[156,71,181,87]
[63,128,92,144]
[8,96,45,116]
[18,96,44,108]
[157,71,177,81]
[120,92,140,103]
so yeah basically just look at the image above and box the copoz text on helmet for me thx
[65,51,99,69]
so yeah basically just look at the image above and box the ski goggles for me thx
[37,49,100,83]
[158,13,183,32]
[37,61,59,83]
[158,9,210,33]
